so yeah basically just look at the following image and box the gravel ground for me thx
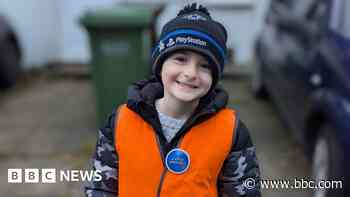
[0,69,312,196]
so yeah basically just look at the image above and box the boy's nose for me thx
[183,63,198,79]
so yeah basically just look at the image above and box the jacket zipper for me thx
[154,125,167,197]
[155,110,214,197]
[156,169,167,197]
[156,137,187,197]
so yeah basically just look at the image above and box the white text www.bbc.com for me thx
[243,178,343,190]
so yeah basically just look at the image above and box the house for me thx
[0,0,270,69]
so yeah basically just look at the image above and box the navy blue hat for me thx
[151,3,228,87]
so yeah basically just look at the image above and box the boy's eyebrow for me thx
[173,51,209,64]
[173,51,187,56]
[175,50,193,56]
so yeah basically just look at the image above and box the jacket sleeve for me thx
[84,109,119,197]
[218,119,261,197]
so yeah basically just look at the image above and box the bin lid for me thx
[80,6,156,28]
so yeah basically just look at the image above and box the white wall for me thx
[253,0,271,37]
[0,0,269,68]
[212,8,255,64]
[0,0,61,68]
[59,0,115,63]
[0,0,115,69]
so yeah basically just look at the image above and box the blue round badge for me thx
[165,148,190,174]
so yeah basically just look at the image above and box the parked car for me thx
[253,0,349,196]
[0,13,21,89]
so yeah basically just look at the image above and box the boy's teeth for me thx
[177,81,197,88]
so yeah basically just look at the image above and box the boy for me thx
[85,3,261,197]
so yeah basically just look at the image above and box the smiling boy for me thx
[85,3,261,197]
[156,50,212,120]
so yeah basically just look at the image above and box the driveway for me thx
[0,68,312,196]
[222,68,311,197]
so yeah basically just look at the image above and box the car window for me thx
[273,0,323,22]
[306,0,328,31]
[341,0,350,38]
[272,0,293,7]
[330,0,350,38]
[267,0,293,20]
[291,0,318,18]
[329,0,343,31]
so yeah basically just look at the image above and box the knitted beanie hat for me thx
[151,3,228,87]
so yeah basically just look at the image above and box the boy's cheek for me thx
[164,74,178,83]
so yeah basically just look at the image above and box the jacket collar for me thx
[126,76,228,117]
[126,76,229,152]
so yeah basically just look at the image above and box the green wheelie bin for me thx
[80,5,160,125]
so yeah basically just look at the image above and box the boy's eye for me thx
[173,56,187,63]
[200,64,210,69]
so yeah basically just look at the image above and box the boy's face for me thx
[161,50,213,103]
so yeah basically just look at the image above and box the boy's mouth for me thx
[175,80,198,89]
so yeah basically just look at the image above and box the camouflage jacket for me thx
[84,77,261,196]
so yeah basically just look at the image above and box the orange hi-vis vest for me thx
[114,104,237,197]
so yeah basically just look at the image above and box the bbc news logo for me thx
[8,169,102,183]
